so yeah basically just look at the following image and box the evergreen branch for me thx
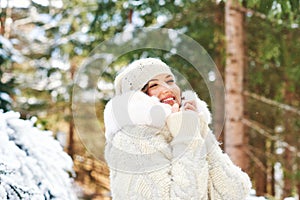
[230,5,267,20]
[247,144,278,160]
[8,184,23,199]
[244,147,267,171]
[242,118,279,141]
[231,5,298,28]
[0,163,14,175]
[242,118,300,158]
[244,91,300,116]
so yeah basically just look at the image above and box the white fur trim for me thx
[104,91,172,140]
[104,90,212,141]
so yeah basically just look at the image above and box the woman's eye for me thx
[149,83,158,88]
[167,80,174,84]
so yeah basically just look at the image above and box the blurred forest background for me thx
[0,0,300,199]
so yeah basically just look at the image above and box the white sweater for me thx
[104,90,251,200]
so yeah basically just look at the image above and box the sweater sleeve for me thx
[204,129,252,200]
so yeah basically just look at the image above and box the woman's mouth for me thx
[160,96,176,106]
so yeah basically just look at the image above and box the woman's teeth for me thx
[161,97,175,103]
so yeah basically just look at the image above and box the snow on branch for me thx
[0,110,77,200]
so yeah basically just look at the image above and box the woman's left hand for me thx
[182,100,197,112]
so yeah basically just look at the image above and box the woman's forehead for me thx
[149,74,173,81]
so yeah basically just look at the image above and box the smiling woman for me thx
[104,57,251,199]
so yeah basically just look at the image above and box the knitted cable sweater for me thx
[104,90,251,200]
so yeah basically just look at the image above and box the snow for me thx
[245,190,297,200]
[245,189,266,200]
[0,35,23,63]
[0,111,295,200]
[0,92,12,103]
[246,196,266,200]
[0,110,77,200]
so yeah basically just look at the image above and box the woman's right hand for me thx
[182,100,197,112]
[172,100,198,113]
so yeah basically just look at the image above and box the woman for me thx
[104,58,251,200]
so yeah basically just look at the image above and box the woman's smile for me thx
[160,94,177,106]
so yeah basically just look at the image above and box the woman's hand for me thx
[171,100,198,113]
[182,100,197,112]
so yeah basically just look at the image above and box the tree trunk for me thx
[280,29,298,200]
[297,152,300,200]
[0,8,6,35]
[224,0,248,171]
[67,63,76,158]
[282,81,295,199]
[297,182,300,200]
[254,137,267,196]
[282,147,293,199]
[68,119,74,158]
[270,144,276,197]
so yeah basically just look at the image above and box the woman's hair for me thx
[141,83,149,93]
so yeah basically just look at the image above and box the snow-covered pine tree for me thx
[0,110,77,200]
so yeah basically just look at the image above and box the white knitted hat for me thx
[114,58,174,95]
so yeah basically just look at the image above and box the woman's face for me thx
[142,73,181,106]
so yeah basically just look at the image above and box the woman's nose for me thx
[159,82,172,92]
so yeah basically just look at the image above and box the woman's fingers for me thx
[170,100,197,112]
[183,100,197,112]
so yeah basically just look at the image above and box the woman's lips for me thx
[160,97,176,106]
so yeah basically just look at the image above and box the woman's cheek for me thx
[147,88,157,97]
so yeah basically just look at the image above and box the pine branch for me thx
[0,163,14,175]
[8,184,34,199]
[244,91,300,116]
[231,5,298,28]
[244,147,267,171]
[242,118,300,158]
[242,118,279,141]
[248,144,277,160]
[230,5,267,20]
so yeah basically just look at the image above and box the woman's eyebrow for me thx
[148,79,158,82]
[165,75,173,79]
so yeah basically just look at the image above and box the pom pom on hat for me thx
[114,58,174,95]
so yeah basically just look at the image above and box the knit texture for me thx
[104,90,251,200]
[114,58,174,95]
